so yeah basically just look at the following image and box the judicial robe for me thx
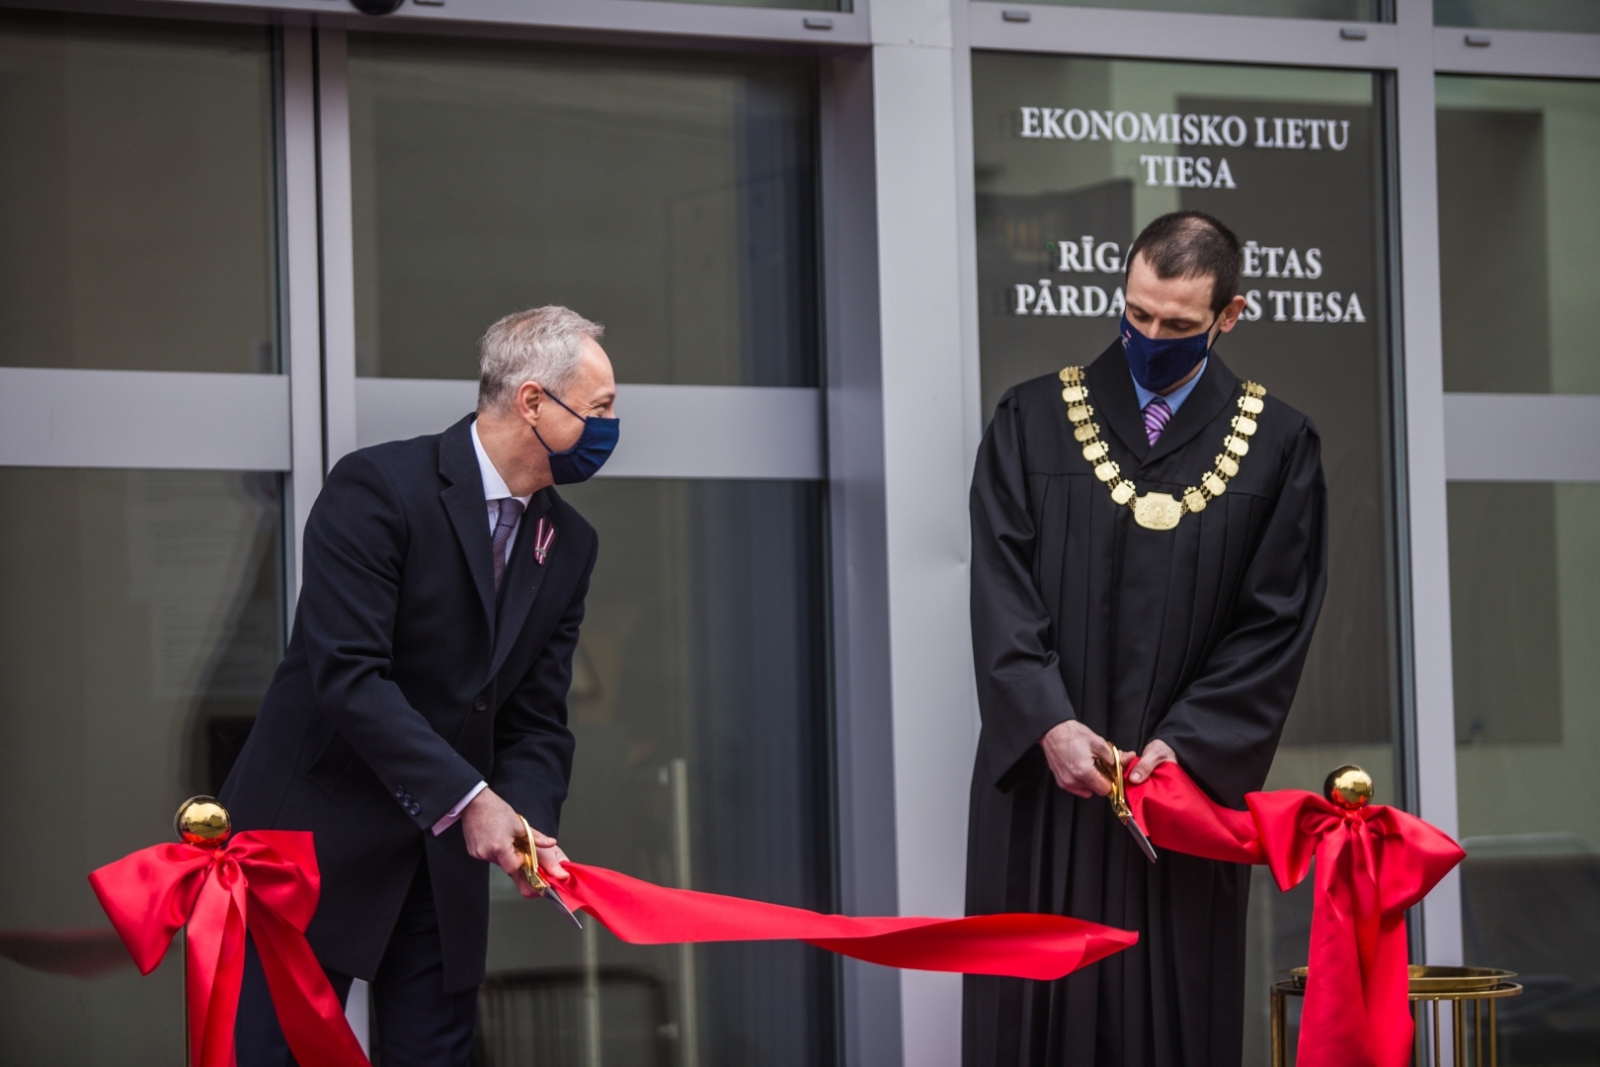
[964,343,1328,1067]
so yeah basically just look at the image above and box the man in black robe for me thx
[964,212,1328,1067]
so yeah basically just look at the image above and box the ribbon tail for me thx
[181,870,232,1067]
[249,901,371,1067]
[806,915,1138,981]
[1298,834,1382,1067]
[184,871,249,1067]
[1370,911,1415,1067]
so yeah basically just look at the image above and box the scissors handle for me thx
[514,815,552,893]
[1092,747,1134,822]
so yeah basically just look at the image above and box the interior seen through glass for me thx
[1434,0,1600,33]
[0,469,285,1065]
[1436,75,1600,395]
[1005,0,1380,21]
[348,35,819,389]
[0,11,277,374]
[1448,482,1600,1066]
[972,53,1396,1065]
[1437,75,1600,1065]
[481,478,835,1067]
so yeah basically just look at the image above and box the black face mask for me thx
[1120,312,1217,393]
[532,392,620,484]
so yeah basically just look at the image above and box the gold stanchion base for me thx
[1270,967,1522,1067]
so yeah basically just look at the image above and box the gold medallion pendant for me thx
[1131,492,1183,531]
[1057,367,1266,530]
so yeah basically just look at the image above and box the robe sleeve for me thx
[1156,418,1329,806]
[970,390,1076,791]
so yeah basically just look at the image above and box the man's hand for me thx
[1040,720,1117,797]
[461,787,571,899]
[1126,738,1177,785]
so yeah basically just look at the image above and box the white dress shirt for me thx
[430,419,534,835]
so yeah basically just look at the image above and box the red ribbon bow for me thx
[551,863,1138,981]
[88,831,369,1067]
[1126,763,1465,1067]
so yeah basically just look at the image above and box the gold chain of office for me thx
[1058,366,1267,531]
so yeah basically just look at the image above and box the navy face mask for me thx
[533,391,619,485]
[1120,313,1217,393]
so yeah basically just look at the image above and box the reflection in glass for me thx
[1437,77,1600,395]
[0,469,284,1064]
[1011,0,1379,20]
[349,37,818,388]
[971,54,1397,1065]
[479,479,835,1067]
[1435,0,1600,33]
[1450,482,1600,1064]
[0,12,278,374]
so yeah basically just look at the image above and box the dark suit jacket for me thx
[221,414,597,991]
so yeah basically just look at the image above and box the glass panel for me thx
[1435,0,1600,33]
[650,0,841,8]
[1450,482,1600,1064]
[349,37,818,387]
[971,54,1395,1064]
[480,479,834,1066]
[1437,76,1600,395]
[0,12,278,374]
[1018,0,1380,20]
[0,469,284,1063]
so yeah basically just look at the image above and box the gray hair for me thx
[477,306,605,414]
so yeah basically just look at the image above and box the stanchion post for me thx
[1270,985,1285,1067]
[174,796,232,1067]
[184,928,190,1067]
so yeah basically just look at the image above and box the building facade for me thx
[0,0,1595,1064]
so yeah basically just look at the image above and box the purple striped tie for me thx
[491,498,525,593]
[1144,397,1172,445]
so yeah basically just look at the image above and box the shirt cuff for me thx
[431,780,488,836]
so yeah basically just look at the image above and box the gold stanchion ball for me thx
[174,796,232,847]
[1323,765,1374,810]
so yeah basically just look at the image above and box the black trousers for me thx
[236,856,479,1067]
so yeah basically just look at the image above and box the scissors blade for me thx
[1122,811,1159,864]
[540,881,585,930]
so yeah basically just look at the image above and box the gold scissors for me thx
[513,815,583,928]
[1092,746,1159,864]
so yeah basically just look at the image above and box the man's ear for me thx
[517,381,545,426]
[1216,294,1248,334]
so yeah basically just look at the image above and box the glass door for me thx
[0,11,289,1063]
[970,52,1399,1062]
[339,32,836,1067]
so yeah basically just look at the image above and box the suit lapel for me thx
[488,488,556,682]
[438,415,498,638]
[1086,342,1150,463]
[1142,356,1240,468]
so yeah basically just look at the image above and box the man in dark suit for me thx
[222,305,619,1066]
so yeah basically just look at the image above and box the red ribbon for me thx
[88,832,369,1067]
[1125,763,1465,1067]
[554,863,1137,981]
[88,837,1136,1064]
